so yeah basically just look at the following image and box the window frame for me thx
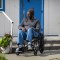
[0,0,5,11]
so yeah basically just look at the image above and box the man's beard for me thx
[29,16,34,20]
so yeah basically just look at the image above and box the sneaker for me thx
[16,45,23,53]
[16,48,19,52]
[28,42,32,50]
[16,47,23,53]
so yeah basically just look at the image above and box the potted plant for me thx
[0,34,12,53]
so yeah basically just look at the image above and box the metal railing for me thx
[2,11,14,52]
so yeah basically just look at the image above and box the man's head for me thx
[27,8,34,19]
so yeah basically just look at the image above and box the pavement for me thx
[1,36,60,60]
[5,50,60,60]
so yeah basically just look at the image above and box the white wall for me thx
[0,0,19,36]
[0,0,60,36]
[44,0,60,35]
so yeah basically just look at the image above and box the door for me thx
[19,0,44,33]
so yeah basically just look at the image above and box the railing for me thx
[2,11,14,52]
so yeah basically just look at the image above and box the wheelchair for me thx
[15,33,44,56]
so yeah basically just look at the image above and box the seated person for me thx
[16,8,40,51]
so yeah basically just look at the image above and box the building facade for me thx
[0,0,60,36]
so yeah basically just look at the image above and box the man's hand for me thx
[18,25,26,32]
[22,27,26,32]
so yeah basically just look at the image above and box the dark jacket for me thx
[19,18,40,32]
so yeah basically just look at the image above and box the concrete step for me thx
[12,36,60,43]
[12,36,60,44]
[11,36,60,50]
[44,36,60,50]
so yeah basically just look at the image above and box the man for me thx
[16,8,40,52]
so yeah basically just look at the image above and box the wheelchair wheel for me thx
[39,33,44,54]
[40,47,44,53]
[16,52,19,55]
[33,39,38,56]
[34,48,37,56]
[39,40,44,53]
[40,41,44,53]
[34,45,38,56]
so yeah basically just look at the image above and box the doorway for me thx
[19,0,44,33]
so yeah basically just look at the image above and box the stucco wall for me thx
[0,0,60,36]
[0,0,19,36]
[44,0,60,35]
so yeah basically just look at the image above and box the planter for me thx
[1,46,10,54]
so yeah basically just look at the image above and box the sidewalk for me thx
[5,50,60,60]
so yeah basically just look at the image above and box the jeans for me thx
[17,28,39,45]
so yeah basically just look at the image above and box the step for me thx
[11,36,60,50]
[12,36,60,44]
[44,36,60,50]
[44,36,60,40]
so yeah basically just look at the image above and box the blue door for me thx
[19,0,44,33]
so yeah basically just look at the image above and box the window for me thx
[0,0,5,11]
